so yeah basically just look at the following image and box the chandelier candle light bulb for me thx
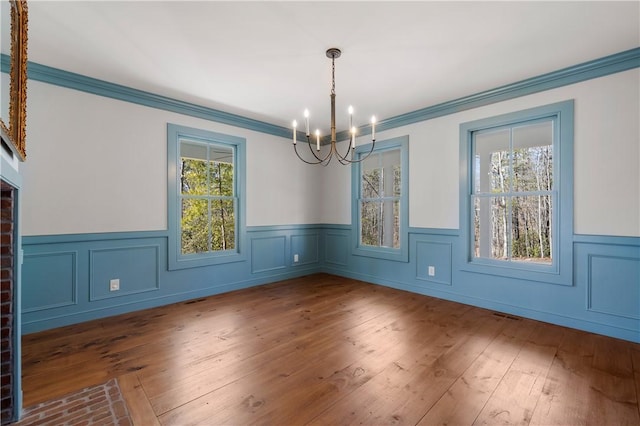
[292,120,297,145]
[292,48,376,165]
[304,109,310,136]
[351,126,356,148]
[371,116,376,141]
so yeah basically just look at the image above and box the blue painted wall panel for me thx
[415,240,452,286]
[89,245,160,301]
[20,225,640,343]
[251,236,286,273]
[587,254,640,319]
[324,227,640,343]
[325,232,349,266]
[22,251,76,312]
[291,233,319,266]
[22,227,324,333]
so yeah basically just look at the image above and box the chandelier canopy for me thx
[292,48,376,165]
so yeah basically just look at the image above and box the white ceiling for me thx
[24,1,640,134]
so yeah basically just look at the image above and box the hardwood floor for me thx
[21,274,640,425]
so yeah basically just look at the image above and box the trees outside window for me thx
[472,120,553,263]
[180,141,235,255]
[167,124,245,270]
[352,135,409,262]
[359,149,402,249]
[460,100,573,285]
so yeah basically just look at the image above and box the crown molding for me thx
[337,47,640,141]
[1,54,291,139]
[3,47,639,141]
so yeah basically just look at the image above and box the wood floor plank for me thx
[416,317,535,425]
[117,373,160,426]
[234,297,464,425]
[530,328,640,425]
[472,322,565,425]
[157,297,431,424]
[19,274,640,425]
[143,284,408,414]
[632,345,640,421]
[307,307,507,425]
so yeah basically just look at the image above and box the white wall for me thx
[327,69,640,237]
[22,68,640,237]
[22,80,322,235]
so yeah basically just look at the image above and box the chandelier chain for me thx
[331,56,336,95]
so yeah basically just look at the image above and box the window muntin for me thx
[179,140,236,255]
[460,100,573,286]
[352,135,409,262]
[168,124,246,270]
[471,119,554,264]
[359,148,402,249]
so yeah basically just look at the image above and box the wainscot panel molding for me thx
[324,230,351,266]
[415,240,452,286]
[89,245,160,301]
[322,228,640,343]
[21,226,640,342]
[250,236,287,274]
[22,251,77,313]
[21,225,326,334]
[291,233,320,266]
[574,237,640,321]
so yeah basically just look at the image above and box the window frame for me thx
[167,123,246,270]
[352,135,409,262]
[459,100,574,285]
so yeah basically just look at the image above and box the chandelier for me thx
[292,48,376,165]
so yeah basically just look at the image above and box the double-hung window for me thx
[352,135,409,262]
[460,100,573,285]
[168,124,246,270]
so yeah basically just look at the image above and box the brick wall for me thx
[1,180,15,424]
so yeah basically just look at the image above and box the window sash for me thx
[179,139,237,257]
[352,135,409,263]
[470,116,556,265]
[168,123,246,270]
[459,100,573,285]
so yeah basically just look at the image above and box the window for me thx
[460,100,573,285]
[352,136,409,262]
[168,124,246,270]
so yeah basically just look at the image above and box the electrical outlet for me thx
[294,254,299,263]
[109,279,120,291]
[428,266,435,277]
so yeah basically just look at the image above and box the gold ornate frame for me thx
[1,0,28,161]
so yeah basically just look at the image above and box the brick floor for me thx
[12,379,132,426]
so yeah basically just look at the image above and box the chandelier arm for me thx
[305,136,334,163]
[334,144,353,164]
[334,139,354,163]
[334,140,376,164]
[293,143,323,165]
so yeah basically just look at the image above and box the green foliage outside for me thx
[180,149,235,255]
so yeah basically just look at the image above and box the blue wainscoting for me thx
[89,245,160,301]
[322,227,640,343]
[22,251,77,312]
[21,225,324,333]
[22,225,639,342]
